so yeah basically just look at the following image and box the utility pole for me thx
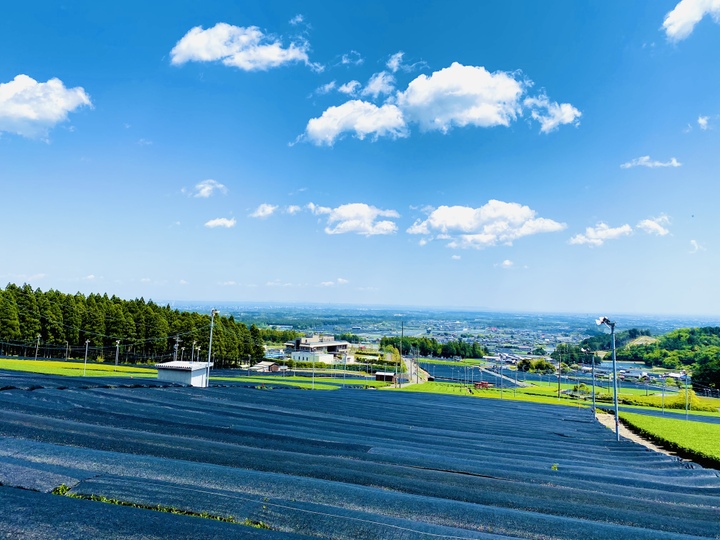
[398,321,403,388]
[83,340,90,376]
[65,341,69,361]
[34,334,41,361]
[206,310,218,388]
[115,340,120,370]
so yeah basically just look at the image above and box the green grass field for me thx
[0,358,155,378]
[212,375,390,390]
[619,412,720,466]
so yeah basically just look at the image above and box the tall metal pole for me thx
[34,334,40,361]
[83,340,89,376]
[191,341,196,363]
[611,323,620,442]
[115,340,120,370]
[685,375,690,420]
[65,341,69,361]
[398,321,403,388]
[206,309,218,388]
[591,351,596,413]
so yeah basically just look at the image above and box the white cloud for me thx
[663,0,720,41]
[497,260,514,269]
[320,277,349,287]
[407,200,566,249]
[637,214,671,236]
[396,63,525,133]
[620,156,682,169]
[204,217,236,228]
[361,71,395,99]
[311,202,400,236]
[0,74,91,138]
[179,279,189,285]
[569,223,632,246]
[250,203,278,218]
[285,205,301,214]
[303,100,406,146]
[340,50,363,66]
[698,115,709,129]
[689,239,706,253]
[312,81,336,96]
[386,51,427,73]
[289,14,304,26]
[193,179,227,198]
[136,138,153,146]
[220,280,237,286]
[170,23,311,71]
[524,94,581,133]
[338,80,361,95]
[83,274,96,281]
[451,255,461,260]
[140,278,151,283]
[300,62,579,145]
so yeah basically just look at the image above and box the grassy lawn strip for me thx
[211,375,390,390]
[421,358,485,367]
[619,412,720,468]
[51,484,270,529]
[396,381,588,407]
[0,359,155,378]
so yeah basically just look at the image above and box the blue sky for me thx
[1,0,719,316]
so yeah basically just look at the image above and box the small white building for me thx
[291,350,334,364]
[156,361,213,388]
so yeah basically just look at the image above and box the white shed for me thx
[156,360,213,387]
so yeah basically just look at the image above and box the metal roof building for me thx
[155,360,213,387]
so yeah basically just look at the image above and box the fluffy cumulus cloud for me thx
[338,80,361,95]
[191,179,227,198]
[637,215,671,236]
[303,100,406,146]
[396,63,525,132]
[301,62,580,145]
[309,202,399,236]
[407,200,566,249]
[569,223,632,246]
[0,74,91,138]
[170,23,312,71]
[250,203,278,218]
[663,0,720,41]
[698,115,709,129]
[620,156,682,168]
[204,217,236,228]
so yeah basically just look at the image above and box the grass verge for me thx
[619,412,720,469]
[51,484,270,529]
[0,359,155,378]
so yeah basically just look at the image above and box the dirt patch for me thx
[595,412,674,456]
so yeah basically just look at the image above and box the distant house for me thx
[248,361,279,373]
[291,351,334,365]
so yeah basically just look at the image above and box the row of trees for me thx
[379,336,489,359]
[0,284,265,368]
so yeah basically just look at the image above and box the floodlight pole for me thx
[34,334,41,361]
[206,309,218,388]
[582,348,596,413]
[64,341,69,361]
[115,340,120,370]
[597,317,620,442]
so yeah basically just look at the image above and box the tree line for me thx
[379,336,489,359]
[0,284,266,368]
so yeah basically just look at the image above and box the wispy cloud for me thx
[338,80,361,95]
[637,215,671,236]
[204,217,236,228]
[569,223,632,246]
[289,14,304,26]
[407,200,566,249]
[340,50,363,66]
[698,115,710,130]
[250,203,278,218]
[0,74,92,139]
[620,156,681,169]
[190,179,227,198]
[690,239,706,253]
[320,277,349,287]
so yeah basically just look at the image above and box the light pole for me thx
[64,341,69,361]
[582,347,596,413]
[191,341,196,363]
[597,316,620,442]
[181,347,185,362]
[34,334,41,361]
[83,339,90,376]
[115,340,120,370]
[206,309,218,388]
